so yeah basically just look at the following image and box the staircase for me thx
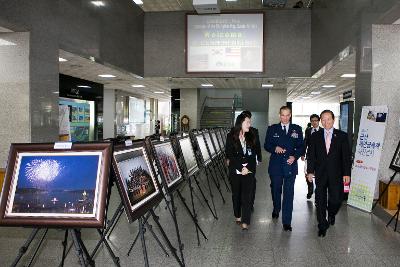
[200,106,233,128]
[200,95,242,129]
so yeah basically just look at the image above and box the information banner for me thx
[348,105,388,212]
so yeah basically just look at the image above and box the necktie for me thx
[283,125,287,134]
[325,130,331,153]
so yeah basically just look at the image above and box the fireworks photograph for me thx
[6,152,101,218]
[179,137,198,175]
[196,135,211,165]
[154,142,182,187]
[114,147,159,212]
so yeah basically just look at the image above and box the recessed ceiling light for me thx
[59,57,67,62]
[133,0,143,4]
[91,1,105,7]
[98,74,116,78]
[322,85,336,88]
[77,85,91,88]
[262,84,273,88]
[201,84,214,87]
[341,74,356,78]
[175,98,184,101]
[302,96,312,99]
[226,0,238,2]
[311,91,321,95]
[132,84,145,88]
[154,91,165,94]
[52,91,59,94]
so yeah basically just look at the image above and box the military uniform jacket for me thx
[264,123,304,177]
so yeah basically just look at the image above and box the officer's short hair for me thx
[310,114,320,121]
[279,106,292,114]
[320,110,335,120]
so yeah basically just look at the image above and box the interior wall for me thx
[311,0,399,74]
[144,10,311,78]
[0,0,145,153]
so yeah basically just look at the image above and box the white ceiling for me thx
[137,0,307,12]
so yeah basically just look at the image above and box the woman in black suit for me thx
[225,113,257,230]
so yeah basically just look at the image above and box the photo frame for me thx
[390,141,400,172]
[113,143,162,223]
[210,131,221,154]
[178,136,199,176]
[204,131,217,159]
[216,129,225,150]
[195,133,211,166]
[153,141,183,189]
[0,142,112,228]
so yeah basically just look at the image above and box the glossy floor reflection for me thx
[1,152,400,266]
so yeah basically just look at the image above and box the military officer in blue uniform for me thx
[264,106,304,231]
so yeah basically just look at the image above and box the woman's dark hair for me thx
[232,113,255,149]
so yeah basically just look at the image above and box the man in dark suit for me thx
[307,110,351,237]
[265,106,304,231]
[241,110,261,212]
[301,114,321,199]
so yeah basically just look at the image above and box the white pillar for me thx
[103,89,116,138]
[371,24,400,183]
[0,32,30,167]
[268,89,287,126]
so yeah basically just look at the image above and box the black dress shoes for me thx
[306,193,312,199]
[283,224,292,231]
[272,211,279,219]
[318,228,327,237]
[328,216,335,226]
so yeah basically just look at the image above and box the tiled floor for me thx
[1,152,400,266]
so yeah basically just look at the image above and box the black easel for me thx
[11,228,95,267]
[126,210,169,258]
[372,171,398,210]
[176,177,208,246]
[192,172,218,219]
[386,200,400,232]
[126,210,184,267]
[90,202,124,267]
[205,163,226,204]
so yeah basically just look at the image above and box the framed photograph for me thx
[113,144,162,223]
[211,131,221,154]
[153,142,183,188]
[204,131,217,159]
[390,141,400,172]
[196,133,211,166]
[216,129,225,150]
[0,143,111,228]
[178,137,199,176]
